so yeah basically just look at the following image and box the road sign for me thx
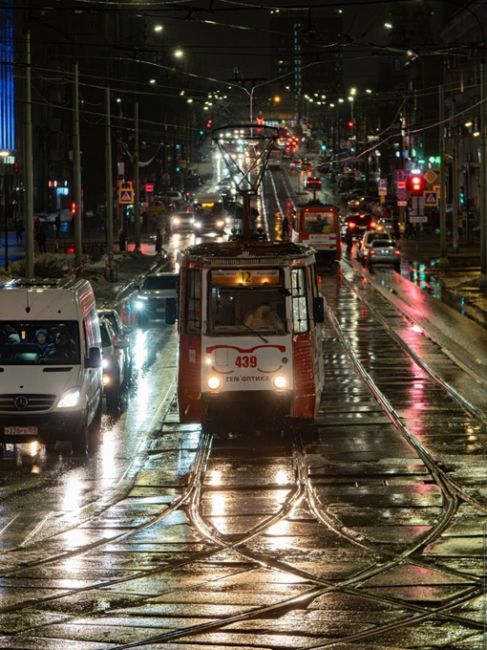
[145,183,154,193]
[378,187,387,196]
[379,178,387,188]
[423,169,438,185]
[397,180,406,189]
[410,216,428,223]
[396,188,407,201]
[397,200,408,207]
[118,189,134,205]
[424,191,438,206]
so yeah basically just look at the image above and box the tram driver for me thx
[244,302,284,332]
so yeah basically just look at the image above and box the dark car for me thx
[134,273,178,326]
[343,213,379,241]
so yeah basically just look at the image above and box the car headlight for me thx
[194,221,202,229]
[172,216,181,225]
[102,374,112,386]
[135,299,146,311]
[216,220,225,228]
[272,374,288,391]
[57,388,81,408]
[102,358,110,369]
[207,375,221,391]
[189,218,195,225]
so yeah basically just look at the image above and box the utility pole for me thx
[134,101,141,251]
[105,88,114,278]
[480,62,487,285]
[438,84,448,264]
[73,62,82,272]
[24,31,34,278]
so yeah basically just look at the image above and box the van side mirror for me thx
[313,296,325,324]
[86,347,102,368]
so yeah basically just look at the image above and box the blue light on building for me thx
[0,1,15,152]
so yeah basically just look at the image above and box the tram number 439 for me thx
[235,355,257,368]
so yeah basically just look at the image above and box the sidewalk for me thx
[397,232,487,328]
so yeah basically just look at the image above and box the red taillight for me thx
[395,249,400,255]
[348,222,356,229]
[66,245,75,255]
[370,249,376,255]
[370,221,377,229]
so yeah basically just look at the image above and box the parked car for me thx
[134,272,178,326]
[363,238,401,271]
[99,317,129,412]
[97,305,133,380]
[356,231,395,262]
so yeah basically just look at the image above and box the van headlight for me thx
[207,375,221,391]
[272,374,288,391]
[57,388,81,408]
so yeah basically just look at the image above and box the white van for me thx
[0,279,103,453]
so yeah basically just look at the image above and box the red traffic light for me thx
[346,119,354,129]
[206,119,213,130]
[70,201,76,215]
[407,174,424,196]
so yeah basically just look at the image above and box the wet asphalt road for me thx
[1,247,486,648]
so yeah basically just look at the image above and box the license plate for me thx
[380,249,392,255]
[4,426,38,436]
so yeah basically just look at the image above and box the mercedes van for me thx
[0,279,103,453]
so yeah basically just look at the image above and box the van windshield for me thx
[142,276,177,291]
[0,321,80,365]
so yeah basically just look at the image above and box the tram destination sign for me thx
[211,269,281,286]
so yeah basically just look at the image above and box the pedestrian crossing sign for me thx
[118,189,134,205]
[423,191,438,206]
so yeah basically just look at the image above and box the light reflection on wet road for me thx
[0,248,486,647]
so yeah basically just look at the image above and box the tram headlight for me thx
[207,375,221,391]
[272,374,288,391]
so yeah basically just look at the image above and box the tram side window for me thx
[291,268,308,333]
[186,269,201,334]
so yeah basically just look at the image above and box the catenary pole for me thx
[438,84,448,263]
[24,31,34,278]
[134,101,141,252]
[73,62,82,272]
[105,88,114,278]
[480,63,487,285]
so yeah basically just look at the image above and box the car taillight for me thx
[370,221,377,229]
[370,249,376,255]
[348,222,356,229]
[395,249,400,255]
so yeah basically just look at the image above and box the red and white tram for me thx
[177,240,325,429]
[291,201,341,263]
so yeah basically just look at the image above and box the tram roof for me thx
[182,240,315,264]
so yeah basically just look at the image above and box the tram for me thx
[291,201,341,263]
[177,239,325,429]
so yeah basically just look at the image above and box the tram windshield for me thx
[208,268,287,334]
[303,211,334,234]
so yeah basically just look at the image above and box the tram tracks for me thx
[2,273,486,648]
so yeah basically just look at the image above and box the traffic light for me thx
[407,174,425,196]
[205,119,213,130]
[346,119,354,129]
[70,201,76,215]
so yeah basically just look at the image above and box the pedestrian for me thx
[55,212,61,237]
[344,226,353,256]
[15,218,23,244]
[281,213,290,241]
[155,228,163,255]
[119,229,127,252]
[35,225,47,253]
